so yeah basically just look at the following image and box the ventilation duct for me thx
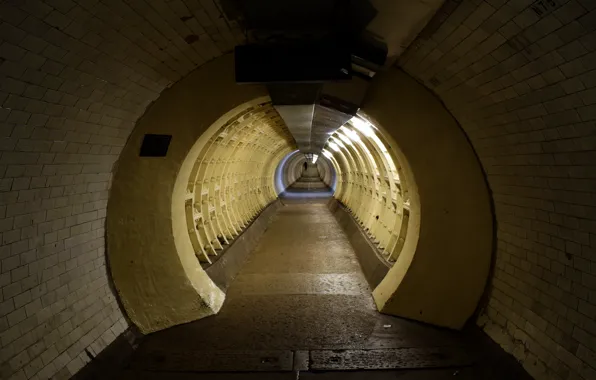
[235,42,352,84]
[230,0,386,154]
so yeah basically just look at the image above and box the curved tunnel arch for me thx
[181,101,294,263]
[275,150,336,193]
[324,116,410,260]
[106,54,492,333]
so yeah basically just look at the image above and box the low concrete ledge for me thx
[206,199,283,291]
[328,199,390,289]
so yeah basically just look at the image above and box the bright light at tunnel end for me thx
[304,153,319,164]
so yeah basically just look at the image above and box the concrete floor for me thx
[115,179,531,379]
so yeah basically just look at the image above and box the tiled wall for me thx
[398,1,596,379]
[0,1,239,378]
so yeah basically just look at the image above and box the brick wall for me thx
[398,0,596,379]
[0,1,238,379]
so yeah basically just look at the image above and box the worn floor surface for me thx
[115,180,531,379]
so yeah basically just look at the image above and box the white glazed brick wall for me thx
[399,0,596,379]
[3,0,596,379]
[0,0,240,379]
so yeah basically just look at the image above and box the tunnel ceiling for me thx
[225,0,445,154]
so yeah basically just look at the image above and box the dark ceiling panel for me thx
[226,0,381,154]
[310,104,353,153]
[267,84,322,105]
[235,42,351,83]
[221,0,376,34]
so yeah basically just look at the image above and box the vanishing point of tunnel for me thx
[1,1,596,380]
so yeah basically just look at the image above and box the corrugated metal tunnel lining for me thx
[324,116,410,262]
[180,99,411,268]
[273,114,411,265]
[185,102,294,264]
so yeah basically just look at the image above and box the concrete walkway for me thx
[115,180,531,379]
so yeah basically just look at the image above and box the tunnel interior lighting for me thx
[328,141,340,152]
[312,154,319,164]
[333,137,346,148]
[322,149,332,158]
[336,132,352,146]
[343,128,361,142]
[350,116,376,137]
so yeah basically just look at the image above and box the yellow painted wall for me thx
[363,68,493,329]
[107,55,269,333]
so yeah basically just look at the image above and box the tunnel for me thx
[0,1,595,380]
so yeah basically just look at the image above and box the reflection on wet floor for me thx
[118,178,531,379]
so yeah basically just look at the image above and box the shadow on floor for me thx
[83,178,531,380]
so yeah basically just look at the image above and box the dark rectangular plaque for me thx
[140,134,172,157]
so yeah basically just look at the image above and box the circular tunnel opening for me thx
[106,55,493,336]
[274,149,337,197]
[179,106,413,272]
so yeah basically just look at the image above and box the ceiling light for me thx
[344,128,361,142]
[331,136,345,148]
[350,116,375,137]
[336,133,352,145]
